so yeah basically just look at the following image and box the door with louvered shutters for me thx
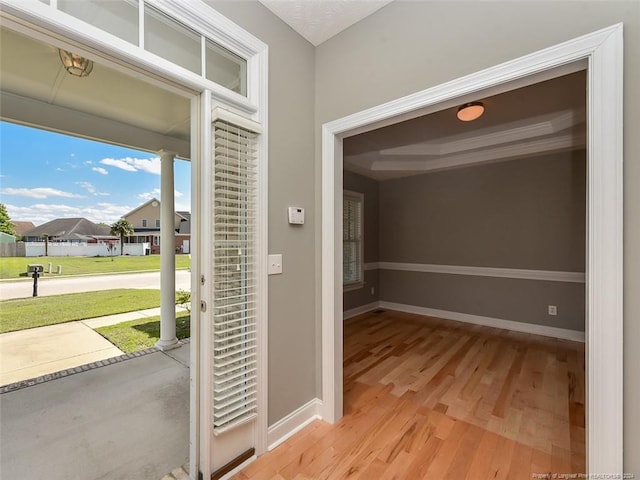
[206,107,263,477]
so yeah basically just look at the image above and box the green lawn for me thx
[0,289,162,333]
[0,254,191,280]
[96,311,190,353]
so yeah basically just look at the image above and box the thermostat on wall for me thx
[288,207,304,225]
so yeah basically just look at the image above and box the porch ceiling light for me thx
[457,101,485,122]
[58,49,94,77]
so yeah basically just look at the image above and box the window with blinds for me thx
[211,116,259,435]
[343,191,364,287]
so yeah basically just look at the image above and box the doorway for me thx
[322,24,623,474]
[0,2,269,478]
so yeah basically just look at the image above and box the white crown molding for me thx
[365,262,585,283]
[380,109,583,157]
[371,131,586,173]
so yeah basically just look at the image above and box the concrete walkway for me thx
[0,343,190,480]
[0,306,186,386]
[0,270,191,300]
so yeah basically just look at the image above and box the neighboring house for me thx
[21,218,112,243]
[121,198,190,254]
[11,221,35,238]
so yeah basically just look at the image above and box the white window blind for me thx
[343,191,363,286]
[211,115,260,435]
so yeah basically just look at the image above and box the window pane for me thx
[58,0,139,45]
[205,39,247,96]
[144,5,201,75]
[343,193,363,285]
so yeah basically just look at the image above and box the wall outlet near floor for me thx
[548,305,557,316]
[371,287,375,295]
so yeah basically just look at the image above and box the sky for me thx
[0,121,191,226]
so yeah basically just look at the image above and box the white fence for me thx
[23,242,150,257]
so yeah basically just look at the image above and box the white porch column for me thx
[156,150,179,351]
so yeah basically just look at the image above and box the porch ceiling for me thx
[0,27,191,158]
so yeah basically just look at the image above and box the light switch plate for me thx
[268,254,283,275]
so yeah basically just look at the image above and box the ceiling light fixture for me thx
[58,49,94,77]
[457,101,485,122]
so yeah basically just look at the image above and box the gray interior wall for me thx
[343,170,379,311]
[204,0,316,426]
[379,152,586,270]
[377,151,586,331]
[315,1,640,473]
[381,270,585,331]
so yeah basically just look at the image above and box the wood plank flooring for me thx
[233,309,585,479]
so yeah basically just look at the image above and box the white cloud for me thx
[5,202,131,225]
[138,188,160,201]
[138,188,183,201]
[175,201,191,213]
[76,181,110,197]
[0,187,83,199]
[100,158,137,172]
[92,167,109,175]
[76,181,96,194]
[100,156,161,175]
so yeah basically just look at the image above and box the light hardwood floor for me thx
[234,309,585,479]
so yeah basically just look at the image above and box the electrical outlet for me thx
[548,305,557,316]
[371,287,375,295]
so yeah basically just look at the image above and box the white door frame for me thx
[321,24,623,474]
[0,1,269,478]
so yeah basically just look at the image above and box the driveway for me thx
[0,270,191,300]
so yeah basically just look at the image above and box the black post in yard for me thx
[32,270,39,297]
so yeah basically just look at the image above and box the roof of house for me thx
[22,218,111,240]
[122,197,160,219]
[12,221,36,236]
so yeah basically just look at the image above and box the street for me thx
[0,270,191,300]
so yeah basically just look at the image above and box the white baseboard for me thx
[343,301,380,320]
[377,301,585,342]
[267,398,323,451]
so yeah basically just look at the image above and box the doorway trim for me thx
[321,24,623,474]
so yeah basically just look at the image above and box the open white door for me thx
[199,91,264,479]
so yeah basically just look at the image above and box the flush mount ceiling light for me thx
[58,49,94,77]
[457,101,485,122]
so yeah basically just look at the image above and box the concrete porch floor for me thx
[0,343,190,480]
